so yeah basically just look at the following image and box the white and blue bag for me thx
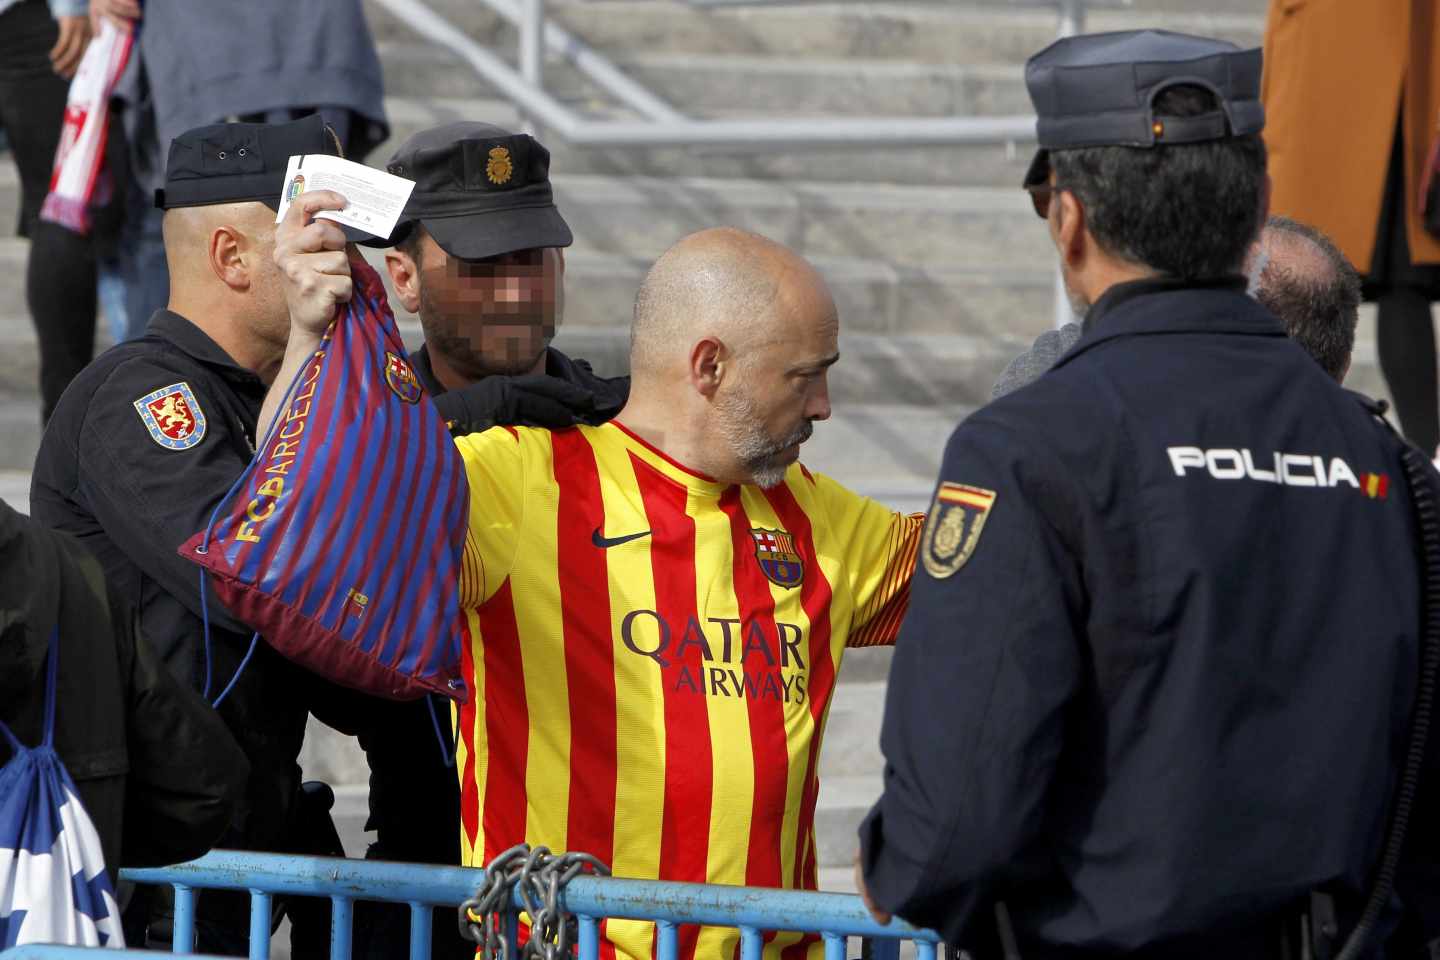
[0,629,124,948]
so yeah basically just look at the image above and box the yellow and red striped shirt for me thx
[453,421,922,960]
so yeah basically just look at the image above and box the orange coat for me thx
[1262,0,1440,271]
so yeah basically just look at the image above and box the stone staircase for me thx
[14,0,1393,897]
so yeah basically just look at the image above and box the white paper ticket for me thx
[274,154,415,239]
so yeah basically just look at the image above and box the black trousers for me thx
[0,0,98,424]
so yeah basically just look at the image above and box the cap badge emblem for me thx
[486,146,514,185]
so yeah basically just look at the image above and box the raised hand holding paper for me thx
[274,154,415,239]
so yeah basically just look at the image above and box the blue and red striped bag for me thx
[181,255,469,702]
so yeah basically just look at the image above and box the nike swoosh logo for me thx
[592,527,652,549]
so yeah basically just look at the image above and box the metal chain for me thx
[460,844,612,960]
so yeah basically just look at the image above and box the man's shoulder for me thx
[51,338,205,420]
[454,422,547,470]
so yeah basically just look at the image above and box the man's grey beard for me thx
[713,388,814,489]
[1060,267,1091,321]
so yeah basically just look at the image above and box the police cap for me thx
[367,121,573,261]
[156,114,339,211]
[1022,29,1264,188]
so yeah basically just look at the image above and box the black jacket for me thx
[861,278,1431,954]
[0,501,247,881]
[30,309,315,856]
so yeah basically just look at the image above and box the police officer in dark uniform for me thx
[376,121,628,433]
[857,31,1439,958]
[29,115,350,953]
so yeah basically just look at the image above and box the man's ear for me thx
[689,336,727,399]
[385,249,423,314]
[209,225,248,291]
[1055,189,1087,272]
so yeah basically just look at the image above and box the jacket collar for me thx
[145,310,265,389]
[1052,275,1286,371]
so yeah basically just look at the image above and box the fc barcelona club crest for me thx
[133,382,206,450]
[384,351,423,404]
[751,528,804,588]
[922,483,996,579]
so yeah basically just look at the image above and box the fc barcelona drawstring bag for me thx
[181,254,469,703]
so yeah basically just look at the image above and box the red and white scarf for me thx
[39,18,135,235]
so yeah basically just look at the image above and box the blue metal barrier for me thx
[119,850,943,960]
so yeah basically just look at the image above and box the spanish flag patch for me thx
[921,482,996,579]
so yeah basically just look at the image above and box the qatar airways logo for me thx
[619,611,809,704]
[1167,446,1389,497]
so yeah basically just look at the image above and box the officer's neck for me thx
[166,295,286,384]
[1065,254,1158,314]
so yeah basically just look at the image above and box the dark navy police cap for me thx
[156,114,338,210]
[364,121,573,261]
[1022,29,1264,187]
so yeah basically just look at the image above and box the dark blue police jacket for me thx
[860,277,1427,953]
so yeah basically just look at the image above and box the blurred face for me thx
[710,278,838,488]
[414,230,564,378]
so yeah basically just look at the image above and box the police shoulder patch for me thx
[133,382,207,450]
[921,482,996,579]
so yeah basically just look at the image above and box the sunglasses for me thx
[1025,182,1065,220]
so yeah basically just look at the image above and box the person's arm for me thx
[259,189,353,442]
[809,470,924,648]
[118,604,250,866]
[74,358,255,634]
[87,0,139,32]
[856,417,1084,942]
[431,375,600,435]
[452,427,527,608]
[46,1,91,78]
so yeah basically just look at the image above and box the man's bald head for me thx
[162,201,275,281]
[630,227,835,378]
[1249,216,1360,382]
[621,228,838,488]
[161,200,291,360]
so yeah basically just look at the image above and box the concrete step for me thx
[0,164,17,238]
[376,94,1036,187]
[364,0,1263,68]
[366,0,1265,114]
[550,174,1049,269]
[816,774,881,868]
[0,469,28,513]
[377,48,1030,118]
[820,681,886,779]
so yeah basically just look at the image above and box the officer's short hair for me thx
[1049,84,1267,280]
[1252,216,1361,382]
